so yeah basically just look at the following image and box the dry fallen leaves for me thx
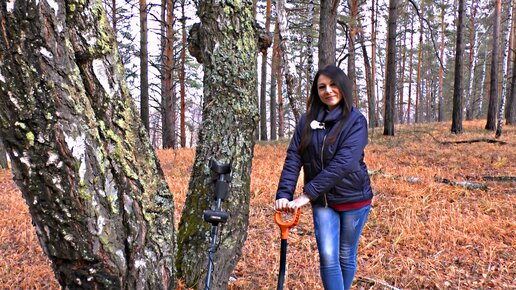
[0,120,514,289]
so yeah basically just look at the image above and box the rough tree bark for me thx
[451,0,466,134]
[140,0,150,132]
[0,1,175,289]
[383,0,398,136]
[162,0,176,148]
[485,0,502,131]
[177,1,258,289]
[319,0,340,68]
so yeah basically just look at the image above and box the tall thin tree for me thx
[485,0,502,131]
[383,0,398,136]
[319,0,340,68]
[140,0,150,132]
[504,0,516,125]
[451,0,466,134]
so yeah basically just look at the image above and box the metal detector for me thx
[203,159,232,290]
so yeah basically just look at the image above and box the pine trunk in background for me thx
[277,21,286,139]
[0,137,7,168]
[407,17,414,124]
[485,0,501,131]
[398,18,407,124]
[466,0,477,121]
[505,1,516,125]
[415,13,423,124]
[383,0,398,136]
[0,1,175,288]
[140,0,150,132]
[347,0,359,106]
[451,0,466,134]
[370,0,379,127]
[438,4,446,122]
[180,0,187,147]
[175,1,258,289]
[162,0,176,148]
[358,25,375,128]
[319,0,339,68]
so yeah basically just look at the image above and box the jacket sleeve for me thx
[275,115,305,201]
[303,114,368,200]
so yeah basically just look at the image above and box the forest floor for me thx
[0,120,514,289]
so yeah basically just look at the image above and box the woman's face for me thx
[317,74,342,111]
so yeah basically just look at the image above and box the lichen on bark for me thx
[0,0,175,289]
[176,1,258,289]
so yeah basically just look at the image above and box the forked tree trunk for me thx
[0,1,175,288]
[176,1,258,289]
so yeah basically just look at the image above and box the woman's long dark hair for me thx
[298,65,353,153]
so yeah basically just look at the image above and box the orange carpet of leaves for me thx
[0,120,514,289]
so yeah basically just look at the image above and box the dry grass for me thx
[0,120,514,289]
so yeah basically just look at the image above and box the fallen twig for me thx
[356,276,402,290]
[428,133,508,145]
[434,176,488,191]
[369,169,421,184]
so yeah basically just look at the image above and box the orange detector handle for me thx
[274,209,301,240]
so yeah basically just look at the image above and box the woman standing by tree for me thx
[274,65,373,290]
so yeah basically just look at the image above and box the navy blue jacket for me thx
[276,106,373,206]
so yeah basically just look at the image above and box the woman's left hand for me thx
[288,194,311,210]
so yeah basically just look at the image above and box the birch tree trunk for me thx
[277,0,302,123]
[504,0,516,125]
[176,1,258,289]
[0,1,175,288]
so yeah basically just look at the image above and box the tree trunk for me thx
[407,16,414,124]
[277,0,302,123]
[277,23,285,139]
[0,1,175,288]
[451,0,466,134]
[358,23,375,129]
[259,0,272,141]
[485,0,502,131]
[0,136,7,168]
[175,1,258,289]
[347,0,359,106]
[415,12,423,124]
[140,0,150,133]
[438,3,446,122]
[180,0,187,148]
[383,0,398,136]
[398,16,407,124]
[466,0,477,121]
[270,21,280,141]
[505,0,516,125]
[319,0,340,68]
[370,0,379,127]
[162,0,176,148]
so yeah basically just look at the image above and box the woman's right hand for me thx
[274,198,291,212]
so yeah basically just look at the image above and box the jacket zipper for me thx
[321,130,328,208]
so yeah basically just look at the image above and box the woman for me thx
[274,65,373,290]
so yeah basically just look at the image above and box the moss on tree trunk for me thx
[0,1,175,289]
[176,1,258,289]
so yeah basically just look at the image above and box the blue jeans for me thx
[312,204,371,290]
